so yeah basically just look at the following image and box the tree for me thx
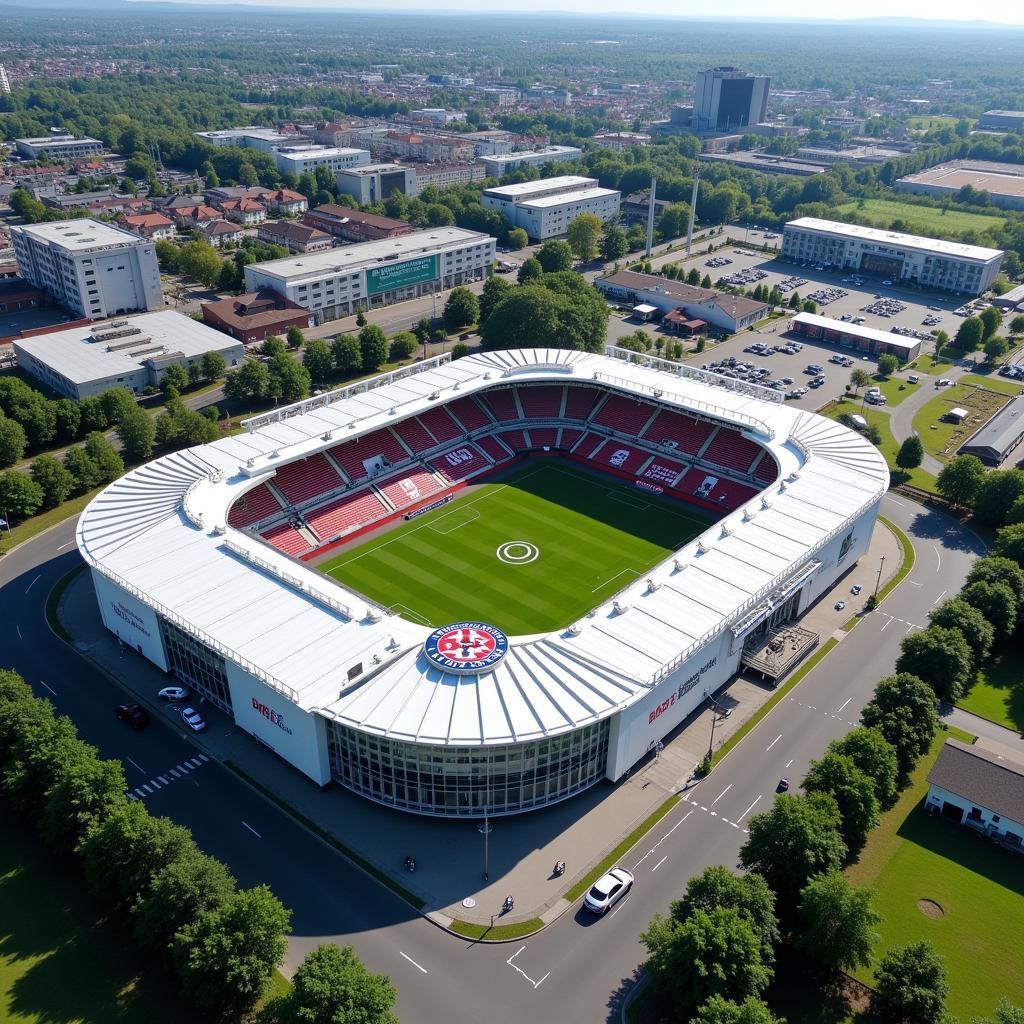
[861,673,938,776]
[177,240,223,288]
[355,307,367,328]
[974,999,1024,1024]
[0,415,27,468]
[975,470,1024,527]
[282,943,400,1024]
[929,597,995,667]
[286,325,305,349]
[738,793,847,908]
[388,332,417,361]
[1010,316,1024,338]
[444,286,479,329]
[874,941,949,1024]
[895,625,972,703]
[224,359,271,402]
[173,885,290,1012]
[268,354,311,404]
[200,350,227,381]
[517,256,543,284]
[566,212,603,261]
[985,335,1009,362]
[796,872,881,971]
[895,435,923,471]
[688,267,702,286]
[41,749,127,854]
[100,387,137,426]
[617,329,651,353]
[117,405,157,463]
[803,752,880,848]
[479,275,513,324]
[966,555,1024,606]
[53,399,81,444]
[955,316,984,350]
[691,996,784,1024]
[827,727,900,807]
[506,227,529,250]
[0,470,44,521]
[84,432,124,482]
[701,273,713,289]
[331,333,362,372]
[30,454,75,509]
[161,363,190,396]
[303,339,334,383]
[600,225,628,262]
[359,324,388,372]
[980,305,1003,341]
[936,454,986,508]
[877,352,899,377]
[641,906,772,1014]
[535,239,574,273]
[849,368,871,393]
[962,579,1018,640]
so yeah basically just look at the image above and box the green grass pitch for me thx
[319,461,713,635]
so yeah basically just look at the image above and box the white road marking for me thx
[933,590,946,605]
[133,789,146,799]
[738,796,762,821]
[157,775,169,785]
[506,946,549,989]
[25,574,41,594]
[711,783,732,806]
[884,495,905,507]
[242,821,262,839]
[400,952,428,974]
[141,783,153,794]
[652,855,667,872]
[609,895,630,917]
[837,697,852,713]
[909,581,922,587]
[934,546,941,572]
[880,616,893,631]
[766,734,782,752]
[57,542,71,551]
[126,757,145,773]
[16,625,21,639]
[785,759,794,768]
[38,680,57,696]
[633,808,693,868]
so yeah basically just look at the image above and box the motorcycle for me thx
[403,855,416,872]
[503,895,514,913]
[553,860,565,877]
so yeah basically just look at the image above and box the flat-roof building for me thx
[781,217,1003,296]
[958,396,1024,466]
[15,134,104,162]
[410,162,486,194]
[334,163,416,204]
[788,311,922,361]
[11,219,164,320]
[244,227,495,325]
[479,146,582,176]
[699,152,826,177]
[896,160,1024,212]
[13,311,244,400]
[693,67,770,133]
[482,176,621,240]
[273,147,370,177]
[978,110,1024,132]
[193,127,299,153]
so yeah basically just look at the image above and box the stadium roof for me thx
[77,348,887,746]
[786,217,1004,263]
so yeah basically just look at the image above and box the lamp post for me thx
[703,689,717,762]
[477,752,492,881]
[874,554,886,599]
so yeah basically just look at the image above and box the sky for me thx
[135,0,1024,26]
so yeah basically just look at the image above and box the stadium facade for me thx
[78,348,887,817]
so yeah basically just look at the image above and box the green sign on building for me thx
[365,254,439,296]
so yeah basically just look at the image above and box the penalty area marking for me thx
[429,507,480,536]
[496,541,540,565]
[605,489,650,510]
[591,567,642,594]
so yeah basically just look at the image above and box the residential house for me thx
[173,204,221,229]
[264,188,308,217]
[257,220,332,254]
[119,212,176,241]
[216,197,267,226]
[200,219,244,248]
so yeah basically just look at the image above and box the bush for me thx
[388,332,417,361]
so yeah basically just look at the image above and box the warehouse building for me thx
[193,127,299,153]
[481,176,621,240]
[15,133,105,161]
[895,160,1024,212]
[479,146,582,176]
[11,219,163,320]
[788,312,922,361]
[334,163,417,203]
[13,311,244,400]
[273,146,370,177]
[958,396,1024,466]
[244,227,495,324]
[780,217,1004,295]
[978,110,1024,132]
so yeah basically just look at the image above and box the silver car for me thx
[180,706,207,732]
[584,867,634,914]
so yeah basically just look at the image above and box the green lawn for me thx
[834,199,1005,238]
[320,461,710,634]
[912,353,955,376]
[847,727,1024,1021]
[869,374,920,407]
[959,373,1023,396]
[958,644,1024,732]
[911,381,1015,462]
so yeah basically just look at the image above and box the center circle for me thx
[496,541,540,564]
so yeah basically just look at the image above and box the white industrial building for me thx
[481,176,621,240]
[479,146,582,176]
[193,127,299,153]
[15,133,105,161]
[14,311,244,400]
[335,163,417,204]
[11,219,164,320]
[780,217,1004,296]
[244,227,495,324]
[273,147,370,177]
[77,346,886,816]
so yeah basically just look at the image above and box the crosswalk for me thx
[127,753,209,800]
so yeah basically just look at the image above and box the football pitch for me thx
[319,461,713,635]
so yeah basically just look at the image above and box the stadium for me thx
[77,346,888,817]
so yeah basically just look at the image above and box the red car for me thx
[116,703,149,730]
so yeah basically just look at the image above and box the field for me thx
[833,199,1005,238]
[320,460,711,634]
[958,644,1024,732]
[847,727,1024,1021]
[911,379,1016,462]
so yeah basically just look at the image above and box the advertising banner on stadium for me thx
[405,494,453,520]
[366,254,439,296]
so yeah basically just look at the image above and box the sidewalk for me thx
[59,517,900,930]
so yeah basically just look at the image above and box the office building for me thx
[193,127,299,153]
[13,311,244,400]
[335,163,417,204]
[375,132,475,163]
[789,312,923,361]
[244,227,495,325]
[895,160,1024,212]
[302,205,413,244]
[410,162,486,194]
[692,67,770,132]
[12,219,163,320]
[0,65,10,95]
[273,147,370,177]
[978,110,1024,132]
[411,108,467,125]
[15,133,105,162]
[479,147,582,176]
[482,176,620,240]
[780,217,1004,295]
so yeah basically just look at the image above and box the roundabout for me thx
[495,541,541,565]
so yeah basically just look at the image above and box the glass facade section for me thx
[324,719,611,817]
[158,617,233,714]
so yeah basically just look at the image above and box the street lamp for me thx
[874,555,887,599]
[477,752,492,881]
[703,688,717,762]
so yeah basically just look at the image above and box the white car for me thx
[936,378,953,388]
[584,867,634,914]
[835,600,847,611]
[180,706,207,732]
[851,584,862,595]
[158,685,190,702]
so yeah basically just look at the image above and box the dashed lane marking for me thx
[680,793,749,834]
[788,697,856,728]
[738,795,762,822]
[652,855,667,872]
[634,808,693,868]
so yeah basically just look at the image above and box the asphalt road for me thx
[0,492,984,1024]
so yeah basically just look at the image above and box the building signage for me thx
[252,697,293,735]
[111,600,151,638]
[635,479,664,494]
[423,622,510,675]
[648,656,718,726]
[366,254,439,296]
[405,494,453,521]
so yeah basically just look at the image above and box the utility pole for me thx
[874,555,886,598]
[685,166,701,255]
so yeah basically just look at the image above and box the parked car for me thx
[851,584,862,595]
[777,778,790,792]
[180,706,207,732]
[835,600,846,611]
[116,703,149,730]
[158,685,190,702]
[584,867,634,915]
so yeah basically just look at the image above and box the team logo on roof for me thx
[423,622,509,675]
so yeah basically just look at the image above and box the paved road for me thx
[0,491,984,1024]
